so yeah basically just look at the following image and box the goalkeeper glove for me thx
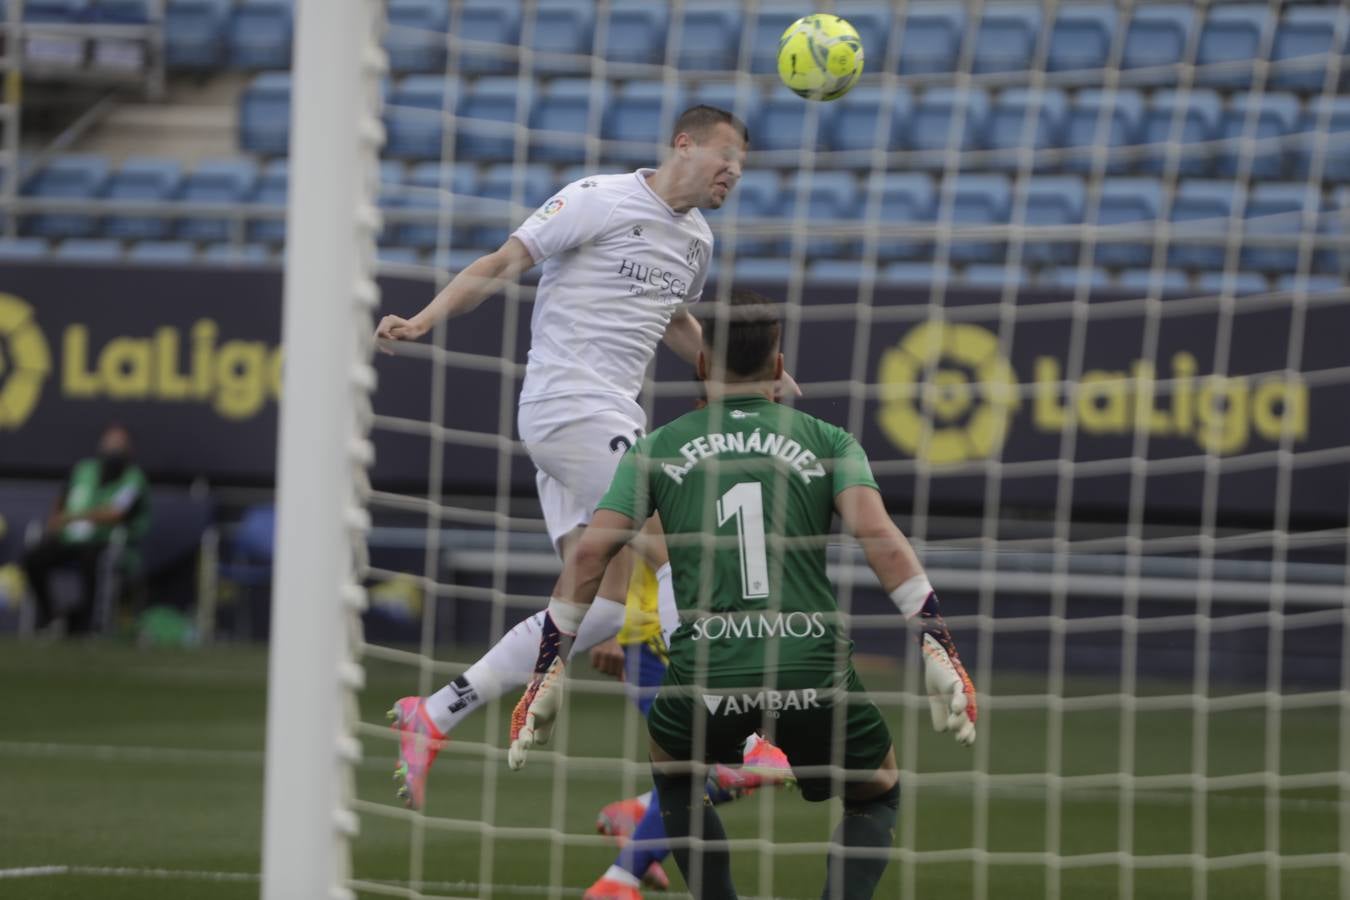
[892,576,977,747]
[507,598,586,771]
[508,656,566,770]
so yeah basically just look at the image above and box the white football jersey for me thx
[512,170,712,408]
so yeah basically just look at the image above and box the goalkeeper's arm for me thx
[507,509,638,770]
[835,485,977,746]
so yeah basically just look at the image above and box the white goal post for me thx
[260,1,385,898]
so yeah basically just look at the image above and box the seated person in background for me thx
[22,423,150,635]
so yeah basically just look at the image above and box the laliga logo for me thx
[877,322,1020,465]
[0,294,52,431]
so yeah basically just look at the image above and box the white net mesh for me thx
[349,2,1350,898]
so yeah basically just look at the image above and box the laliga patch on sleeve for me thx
[533,196,566,222]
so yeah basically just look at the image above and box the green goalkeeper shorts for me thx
[646,665,892,803]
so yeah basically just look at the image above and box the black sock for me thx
[821,782,900,900]
[652,768,738,900]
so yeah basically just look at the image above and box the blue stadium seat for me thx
[878,261,949,288]
[201,242,272,264]
[758,84,834,153]
[528,0,595,76]
[601,1,668,67]
[897,2,964,75]
[1047,2,1115,73]
[961,264,1028,290]
[1062,89,1144,174]
[982,88,1068,170]
[176,158,258,242]
[530,79,609,163]
[165,0,230,69]
[471,164,553,247]
[1121,4,1193,78]
[1167,179,1237,269]
[971,3,1041,74]
[780,170,860,257]
[1020,175,1085,265]
[732,257,785,284]
[836,2,893,71]
[22,155,109,239]
[806,259,874,287]
[557,163,626,186]
[0,238,51,260]
[675,1,742,70]
[1037,266,1115,292]
[455,0,522,75]
[1215,92,1300,179]
[602,81,686,164]
[1118,267,1190,295]
[384,0,449,74]
[479,164,553,208]
[1196,269,1266,296]
[1271,7,1347,92]
[92,0,151,23]
[456,77,531,162]
[227,0,292,70]
[1291,96,1350,183]
[941,174,1011,264]
[247,159,287,244]
[56,238,122,262]
[702,170,779,257]
[686,83,759,134]
[1276,273,1347,297]
[376,245,422,265]
[128,240,197,264]
[238,71,291,156]
[868,172,936,260]
[1241,182,1318,273]
[102,157,181,240]
[391,162,479,251]
[23,0,86,22]
[1137,90,1221,176]
[909,87,989,154]
[1195,4,1272,89]
[385,75,456,160]
[748,3,811,74]
[826,85,910,156]
[1093,177,1161,267]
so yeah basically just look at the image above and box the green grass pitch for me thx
[0,639,1341,899]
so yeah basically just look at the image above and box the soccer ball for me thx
[777,14,864,102]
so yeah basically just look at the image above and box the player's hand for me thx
[374,314,427,353]
[507,657,566,770]
[589,638,626,681]
[920,631,977,747]
[774,369,802,400]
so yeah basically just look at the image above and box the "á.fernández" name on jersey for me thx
[662,428,828,486]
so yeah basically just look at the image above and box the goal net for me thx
[279,1,1350,898]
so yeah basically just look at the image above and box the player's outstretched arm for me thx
[835,486,977,747]
[375,237,535,352]
[508,509,638,769]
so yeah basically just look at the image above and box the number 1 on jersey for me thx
[717,481,770,599]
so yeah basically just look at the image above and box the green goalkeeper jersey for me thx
[597,394,880,682]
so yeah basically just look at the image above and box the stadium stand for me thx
[1,0,1345,290]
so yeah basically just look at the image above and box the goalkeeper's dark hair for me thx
[699,289,782,381]
[671,105,750,148]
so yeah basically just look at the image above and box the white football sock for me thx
[602,865,641,887]
[426,611,544,734]
[655,562,678,646]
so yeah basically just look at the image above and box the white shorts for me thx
[518,395,646,551]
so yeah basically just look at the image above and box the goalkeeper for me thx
[510,290,977,899]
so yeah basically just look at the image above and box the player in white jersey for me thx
[376,108,796,834]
